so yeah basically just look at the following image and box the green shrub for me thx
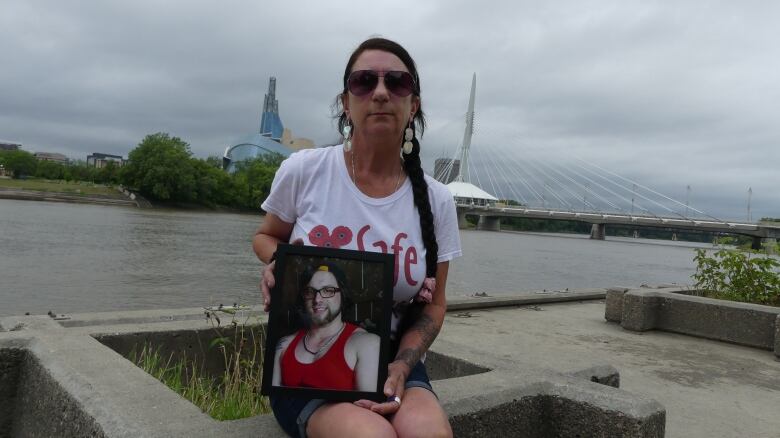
[692,248,780,306]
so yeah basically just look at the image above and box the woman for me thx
[253,37,461,438]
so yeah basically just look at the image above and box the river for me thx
[0,199,710,317]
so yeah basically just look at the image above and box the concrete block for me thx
[424,351,491,381]
[605,287,630,322]
[12,352,107,438]
[0,347,25,435]
[656,294,779,350]
[621,291,660,332]
[447,382,665,438]
[545,391,665,438]
[614,289,780,352]
[775,314,780,358]
[448,394,547,437]
[94,325,266,380]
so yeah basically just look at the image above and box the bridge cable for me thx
[484,146,528,205]
[573,159,724,223]
[528,157,620,212]
[488,146,548,206]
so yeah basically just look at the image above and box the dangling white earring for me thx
[343,122,352,152]
[402,125,414,155]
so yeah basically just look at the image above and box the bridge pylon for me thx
[445,74,499,226]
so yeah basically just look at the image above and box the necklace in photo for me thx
[303,322,345,355]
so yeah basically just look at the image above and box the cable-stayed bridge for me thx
[427,74,780,250]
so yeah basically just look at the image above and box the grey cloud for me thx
[1,0,778,218]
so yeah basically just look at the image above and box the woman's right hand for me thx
[259,238,303,312]
[261,260,276,313]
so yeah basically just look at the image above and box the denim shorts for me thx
[270,360,434,438]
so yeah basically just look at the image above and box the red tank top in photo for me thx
[281,322,360,390]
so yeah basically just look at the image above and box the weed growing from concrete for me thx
[129,309,270,420]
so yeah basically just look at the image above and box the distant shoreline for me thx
[0,188,262,215]
[0,188,138,207]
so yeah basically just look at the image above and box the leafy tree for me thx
[231,153,284,210]
[205,155,223,169]
[34,160,67,180]
[66,162,98,183]
[191,158,234,206]
[121,133,197,201]
[0,150,38,178]
[96,161,121,184]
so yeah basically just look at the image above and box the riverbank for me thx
[0,179,260,213]
[0,188,138,207]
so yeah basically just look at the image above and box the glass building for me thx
[223,77,294,172]
[222,134,292,172]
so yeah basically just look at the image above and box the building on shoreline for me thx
[222,77,313,172]
[34,152,70,164]
[87,153,125,168]
[0,140,22,151]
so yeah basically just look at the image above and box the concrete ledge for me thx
[12,345,109,437]
[621,291,661,332]
[776,314,780,358]
[448,289,606,312]
[605,287,630,322]
[445,380,664,438]
[607,287,780,355]
[1,290,608,331]
[57,306,264,328]
[0,345,25,434]
[0,296,667,437]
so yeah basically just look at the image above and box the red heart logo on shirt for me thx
[308,225,353,249]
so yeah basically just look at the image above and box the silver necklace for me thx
[351,150,404,195]
[303,322,345,355]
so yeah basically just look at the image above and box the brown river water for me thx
[0,199,709,317]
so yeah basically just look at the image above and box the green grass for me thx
[0,178,121,196]
[128,326,270,420]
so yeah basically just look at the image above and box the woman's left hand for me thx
[354,360,410,415]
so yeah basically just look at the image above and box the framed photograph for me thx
[261,244,394,402]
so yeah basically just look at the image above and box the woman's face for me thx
[342,49,420,142]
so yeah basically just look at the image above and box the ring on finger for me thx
[387,395,401,405]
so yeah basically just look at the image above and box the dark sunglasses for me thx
[347,70,416,97]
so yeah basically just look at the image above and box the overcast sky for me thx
[2,1,778,220]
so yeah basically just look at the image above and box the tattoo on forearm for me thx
[396,314,440,370]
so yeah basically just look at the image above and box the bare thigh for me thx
[307,402,396,438]
[391,387,452,438]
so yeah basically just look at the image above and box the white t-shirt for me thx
[261,145,462,328]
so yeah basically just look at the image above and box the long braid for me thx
[394,129,439,344]
[402,132,438,278]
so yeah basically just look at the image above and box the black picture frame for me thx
[260,244,394,402]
